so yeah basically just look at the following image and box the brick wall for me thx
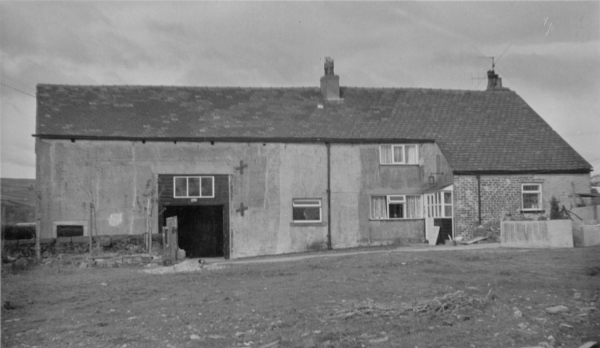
[454,173,590,238]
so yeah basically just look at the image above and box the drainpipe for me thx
[326,142,332,250]
[476,175,482,225]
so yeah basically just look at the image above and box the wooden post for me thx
[89,203,94,255]
[35,217,41,262]
[147,198,152,254]
[166,216,178,262]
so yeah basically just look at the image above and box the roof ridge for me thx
[342,86,512,93]
[36,84,511,93]
[36,84,320,90]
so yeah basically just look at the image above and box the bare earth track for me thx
[2,245,599,348]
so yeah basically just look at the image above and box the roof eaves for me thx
[33,134,437,144]
[453,169,592,175]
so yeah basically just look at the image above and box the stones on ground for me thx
[369,336,389,344]
[574,292,582,300]
[258,339,280,348]
[560,323,573,328]
[578,342,599,348]
[545,305,568,314]
[190,334,201,340]
[518,322,528,330]
[208,334,225,339]
[303,337,316,348]
[513,307,522,318]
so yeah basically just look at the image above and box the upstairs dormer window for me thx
[380,144,418,165]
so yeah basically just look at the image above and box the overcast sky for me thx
[1,1,599,179]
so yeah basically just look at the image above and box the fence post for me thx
[35,217,41,263]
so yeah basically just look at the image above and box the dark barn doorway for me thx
[163,205,225,258]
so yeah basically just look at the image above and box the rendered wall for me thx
[501,220,574,248]
[37,139,446,257]
[454,174,590,237]
[36,139,328,258]
[420,143,454,192]
[330,144,429,247]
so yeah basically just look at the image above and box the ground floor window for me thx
[371,195,422,219]
[292,199,322,222]
[57,225,84,237]
[522,184,542,211]
[53,221,88,238]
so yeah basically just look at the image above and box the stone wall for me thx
[2,234,162,258]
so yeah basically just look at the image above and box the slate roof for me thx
[35,84,592,174]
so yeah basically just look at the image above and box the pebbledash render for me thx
[34,58,592,259]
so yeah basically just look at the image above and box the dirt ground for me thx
[2,245,600,348]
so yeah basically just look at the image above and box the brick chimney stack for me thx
[320,57,341,101]
[486,69,503,91]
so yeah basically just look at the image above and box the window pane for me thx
[371,196,387,219]
[389,203,404,218]
[523,193,540,209]
[406,196,421,218]
[388,195,405,202]
[444,206,453,217]
[523,185,540,192]
[201,177,213,197]
[405,145,417,164]
[392,146,404,163]
[380,145,392,164]
[293,199,321,206]
[57,225,84,237]
[174,177,187,197]
[444,192,452,203]
[293,207,321,221]
[188,177,200,197]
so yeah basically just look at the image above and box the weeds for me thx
[327,290,491,321]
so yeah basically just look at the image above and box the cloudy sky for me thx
[1,1,599,179]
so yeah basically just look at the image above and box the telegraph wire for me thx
[0,82,36,98]
[561,130,600,136]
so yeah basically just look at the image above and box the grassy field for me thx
[2,245,599,348]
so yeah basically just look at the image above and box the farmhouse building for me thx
[35,58,592,259]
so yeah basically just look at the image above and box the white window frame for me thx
[521,184,542,211]
[371,195,422,220]
[424,191,453,218]
[292,198,322,223]
[173,176,215,198]
[379,144,419,165]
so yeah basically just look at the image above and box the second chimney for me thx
[486,69,503,91]
[320,57,341,101]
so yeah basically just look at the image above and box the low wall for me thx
[501,220,573,248]
[2,234,163,258]
[573,224,600,247]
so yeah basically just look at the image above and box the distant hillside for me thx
[1,178,36,224]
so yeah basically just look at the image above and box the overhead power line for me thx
[0,83,36,98]
[562,130,600,136]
